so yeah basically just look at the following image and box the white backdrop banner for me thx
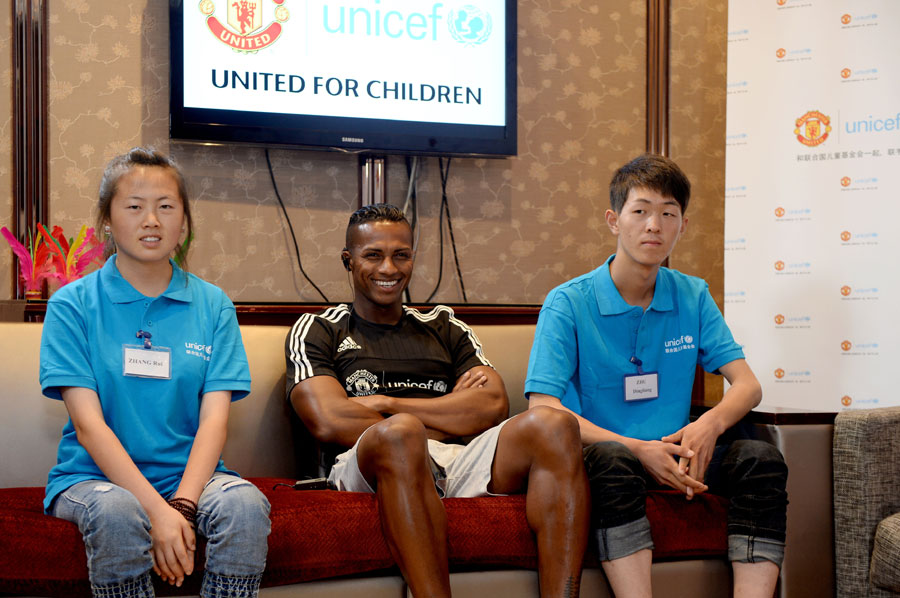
[725,0,900,411]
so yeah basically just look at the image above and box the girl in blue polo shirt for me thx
[40,148,270,598]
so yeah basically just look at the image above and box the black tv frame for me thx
[168,0,517,157]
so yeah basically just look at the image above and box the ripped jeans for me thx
[51,473,271,598]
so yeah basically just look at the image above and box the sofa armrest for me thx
[833,406,900,598]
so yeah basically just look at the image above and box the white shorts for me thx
[328,419,509,498]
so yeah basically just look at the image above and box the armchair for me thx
[834,406,900,597]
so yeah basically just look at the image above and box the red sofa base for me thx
[0,478,728,597]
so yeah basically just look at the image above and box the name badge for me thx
[624,372,659,401]
[123,345,171,379]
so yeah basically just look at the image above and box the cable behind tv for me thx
[265,149,329,302]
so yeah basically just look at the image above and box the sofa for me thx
[0,318,834,597]
[834,406,900,597]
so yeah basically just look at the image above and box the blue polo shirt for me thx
[525,255,744,441]
[41,255,251,512]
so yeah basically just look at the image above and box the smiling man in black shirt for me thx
[285,204,588,598]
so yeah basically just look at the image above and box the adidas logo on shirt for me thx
[337,336,362,353]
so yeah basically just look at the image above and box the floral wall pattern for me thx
[41,0,728,361]
[46,0,651,304]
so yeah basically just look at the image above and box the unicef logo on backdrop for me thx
[774,368,812,384]
[841,13,879,28]
[842,394,880,408]
[840,285,880,301]
[773,205,811,222]
[840,338,880,356]
[773,312,811,329]
[727,28,750,42]
[725,290,747,304]
[448,6,492,45]
[773,259,811,276]
[724,237,747,251]
[840,229,879,246]
[839,175,879,192]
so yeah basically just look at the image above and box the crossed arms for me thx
[290,365,509,447]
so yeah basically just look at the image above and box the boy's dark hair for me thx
[345,204,410,247]
[609,153,691,214]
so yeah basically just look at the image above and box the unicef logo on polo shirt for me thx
[448,6,492,45]
[664,335,696,354]
[185,341,212,361]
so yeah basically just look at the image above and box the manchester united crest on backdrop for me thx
[794,110,831,147]
[198,0,290,52]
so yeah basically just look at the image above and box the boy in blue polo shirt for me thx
[525,154,787,598]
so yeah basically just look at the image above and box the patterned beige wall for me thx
[46,0,651,304]
[46,2,355,302]
[403,0,650,304]
[669,0,728,403]
[44,0,730,311]
[0,1,12,300]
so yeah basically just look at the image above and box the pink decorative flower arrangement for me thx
[1,224,105,295]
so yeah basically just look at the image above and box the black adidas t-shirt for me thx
[285,304,492,400]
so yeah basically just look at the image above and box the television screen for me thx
[169,0,517,156]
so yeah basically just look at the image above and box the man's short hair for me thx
[345,204,411,247]
[609,153,691,214]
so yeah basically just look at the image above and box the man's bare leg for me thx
[357,414,450,598]
[489,406,589,597]
[733,561,779,598]
[601,549,652,598]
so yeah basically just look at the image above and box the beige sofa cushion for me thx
[0,323,63,488]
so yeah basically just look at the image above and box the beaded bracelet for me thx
[167,497,198,526]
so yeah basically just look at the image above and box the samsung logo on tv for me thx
[342,137,365,143]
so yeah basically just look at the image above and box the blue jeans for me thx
[51,473,271,598]
[583,439,788,566]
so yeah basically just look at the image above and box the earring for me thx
[104,225,110,234]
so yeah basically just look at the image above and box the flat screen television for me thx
[169,0,517,157]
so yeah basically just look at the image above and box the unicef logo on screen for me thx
[448,6,492,45]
